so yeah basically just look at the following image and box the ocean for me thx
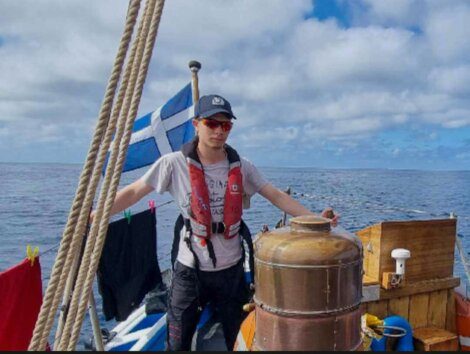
[1,162,469,348]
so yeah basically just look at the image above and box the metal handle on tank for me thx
[290,215,331,233]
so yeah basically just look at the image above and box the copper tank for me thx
[253,215,363,351]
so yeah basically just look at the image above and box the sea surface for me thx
[1,162,470,348]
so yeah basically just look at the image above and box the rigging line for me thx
[291,191,470,220]
[37,200,174,259]
[38,243,61,257]
[156,200,173,208]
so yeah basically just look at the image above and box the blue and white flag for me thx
[105,83,195,173]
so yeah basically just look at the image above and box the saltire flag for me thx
[104,83,195,173]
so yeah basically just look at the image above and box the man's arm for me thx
[90,179,153,223]
[258,183,339,225]
[258,183,317,217]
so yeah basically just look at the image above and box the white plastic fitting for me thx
[391,248,411,276]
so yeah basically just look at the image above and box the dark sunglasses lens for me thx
[203,120,232,131]
[221,122,232,131]
[205,120,219,129]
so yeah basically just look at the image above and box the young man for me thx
[97,94,338,350]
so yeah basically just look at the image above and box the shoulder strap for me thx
[181,137,199,161]
[171,214,185,270]
[225,143,241,164]
[182,137,241,165]
[239,220,255,285]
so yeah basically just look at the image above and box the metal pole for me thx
[451,212,470,289]
[281,186,292,227]
[54,249,82,349]
[89,290,105,351]
[188,60,201,115]
[55,221,90,350]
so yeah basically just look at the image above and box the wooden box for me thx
[356,219,456,284]
[413,327,459,351]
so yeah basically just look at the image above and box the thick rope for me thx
[37,2,143,349]
[28,1,142,350]
[60,0,166,349]
[52,1,150,349]
[56,1,156,350]
[67,0,166,349]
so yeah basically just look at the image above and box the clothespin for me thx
[149,200,156,213]
[26,244,39,266]
[124,209,132,224]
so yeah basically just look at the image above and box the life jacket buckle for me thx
[211,222,225,234]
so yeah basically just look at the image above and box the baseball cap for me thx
[196,94,237,120]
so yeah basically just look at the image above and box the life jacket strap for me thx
[174,215,254,279]
[189,217,241,240]
[212,222,225,234]
[189,218,241,239]
[184,218,217,268]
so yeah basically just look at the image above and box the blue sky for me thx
[0,0,469,170]
[309,0,353,27]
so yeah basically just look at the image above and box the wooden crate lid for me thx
[357,218,457,284]
[413,326,458,345]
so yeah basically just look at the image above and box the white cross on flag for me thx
[104,83,195,173]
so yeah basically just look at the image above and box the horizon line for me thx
[1,160,469,173]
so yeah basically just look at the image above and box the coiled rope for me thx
[28,0,166,350]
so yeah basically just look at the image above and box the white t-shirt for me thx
[141,151,268,271]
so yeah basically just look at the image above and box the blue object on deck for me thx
[130,313,164,333]
[106,304,215,351]
[370,315,414,351]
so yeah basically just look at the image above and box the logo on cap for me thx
[212,96,224,106]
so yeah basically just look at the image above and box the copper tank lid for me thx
[255,215,361,266]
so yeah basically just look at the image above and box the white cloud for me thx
[424,2,470,63]
[353,0,425,29]
[0,0,469,168]
[429,65,470,96]
[294,22,424,91]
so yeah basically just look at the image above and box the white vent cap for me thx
[391,248,411,259]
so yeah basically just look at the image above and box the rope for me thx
[39,200,173,286]
[38,2,144,348]
[28,1,142,350]
[29,0,166,348]
[56,0,156,348]
[53,0,152,347]
[38,243,61,257]
[65,0,166,350]
[39,201,172,255]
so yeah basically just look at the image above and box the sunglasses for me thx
[200,118,233,132]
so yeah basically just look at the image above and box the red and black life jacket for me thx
[182,138,243,242]
[178,138,247,269]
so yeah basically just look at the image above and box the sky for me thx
[0,0,469,170]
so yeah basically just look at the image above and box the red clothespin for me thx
[149,200,156,213]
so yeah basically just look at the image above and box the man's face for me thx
[193,113,233,149]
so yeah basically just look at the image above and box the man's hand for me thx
[87,179,154,227]
[321,207,340,227]
[89,210,95,225]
